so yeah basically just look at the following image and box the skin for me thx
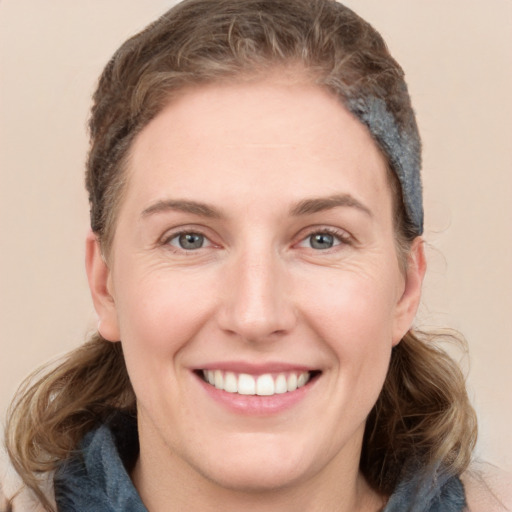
[86,78,426,512]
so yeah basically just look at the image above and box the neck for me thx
[133,462,383,512]
[132,419,385,512]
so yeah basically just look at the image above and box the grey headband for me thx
[345,96,423,235]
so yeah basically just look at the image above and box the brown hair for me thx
[5,1,476,509]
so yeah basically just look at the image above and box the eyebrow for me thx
[290,194,373,217]
[140,193,372,220]
[141,199,223,219]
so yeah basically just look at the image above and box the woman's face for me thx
[88,78,424,495]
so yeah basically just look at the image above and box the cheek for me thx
[297,266,398,397]
[112,266,215,385]
[299,263,399,346]
[329,285,394,389]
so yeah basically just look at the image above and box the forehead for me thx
[122,79,392,221]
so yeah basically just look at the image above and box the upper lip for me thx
[195,361,318,374]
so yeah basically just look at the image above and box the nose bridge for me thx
[219,242,295,341]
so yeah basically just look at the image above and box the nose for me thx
[217,249,297,343]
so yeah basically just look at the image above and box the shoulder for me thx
[462,463,512,512]
[1,445,54,512]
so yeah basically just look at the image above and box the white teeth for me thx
[214,369,223,389]
[201,370,312,396]
[275,374,288,394]
[287,373,298,392]
[238,373,256,395]
[224,372,238,393]
[256,374,274,396]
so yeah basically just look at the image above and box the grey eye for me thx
[176,233,205,250]
[309,233,335,250]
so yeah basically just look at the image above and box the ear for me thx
[85,230,120,342]
[392,237,426,345]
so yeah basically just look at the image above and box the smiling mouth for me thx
[198,370,320,396]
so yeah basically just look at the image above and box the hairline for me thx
[96,71,415,267]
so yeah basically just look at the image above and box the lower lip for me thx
[195,373,317,416]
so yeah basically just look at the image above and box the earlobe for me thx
[85,230,120,342]
[392,237,426,345]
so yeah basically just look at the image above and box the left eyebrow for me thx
[140,199,224,219]
[290,193,373,218]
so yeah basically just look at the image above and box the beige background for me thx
[1,1,511,471]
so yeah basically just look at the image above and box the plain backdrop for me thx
[1,0,511,472]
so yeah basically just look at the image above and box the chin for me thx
[188,435,317,493]
[202,459,307,493]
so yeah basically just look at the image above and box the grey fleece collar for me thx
[54,414,464,512]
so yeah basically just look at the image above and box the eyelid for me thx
[159,225,217,250]
[157,224,353,252]
[295,226,353,249]
[168,232,213,249]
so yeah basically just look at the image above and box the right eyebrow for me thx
[290,193,373,218]
[140,199,224,219]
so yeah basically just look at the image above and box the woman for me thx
[1,0,508,510]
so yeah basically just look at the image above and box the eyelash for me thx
[160,226,352,253]
[161,230,212,252]
[297,227,352,251]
